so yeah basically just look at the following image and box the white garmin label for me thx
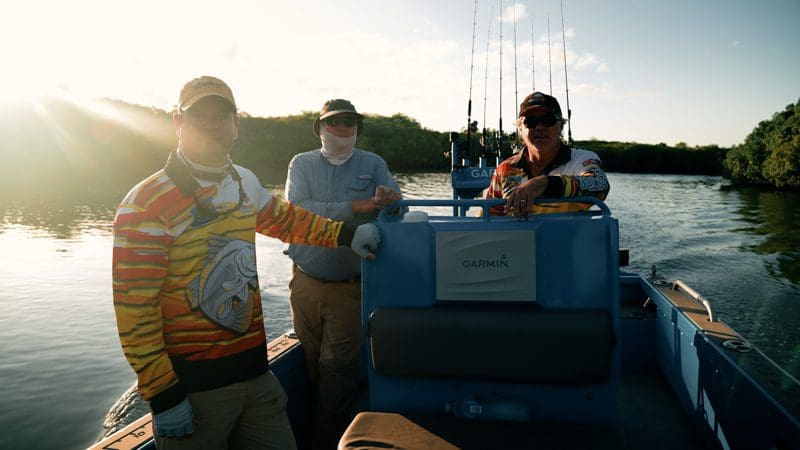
[435,230,536,302]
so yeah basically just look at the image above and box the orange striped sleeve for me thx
[112,180,181,402]
[256,195,341,247]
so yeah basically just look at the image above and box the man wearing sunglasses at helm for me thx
[486,91,610,217]
[284,98,401,449]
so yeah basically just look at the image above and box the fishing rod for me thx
[466,0,478,162]
[560,0,573,145]
[482,3,495,159]
[512,2,521,150]
[513,2,519,114]
[498,0,504,157]
[531,16,536,92]
[547,12,552,95]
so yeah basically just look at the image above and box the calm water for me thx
[1,172,799,450]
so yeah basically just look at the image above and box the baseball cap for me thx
[313,98,364,136]
[519,91,563,119]
[178,76,237,112]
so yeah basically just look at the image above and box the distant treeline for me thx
[722,98,800,189]
[235,112,450,184]
[576,140,727,175]
[2,96,797,200]
[0,98,452,200]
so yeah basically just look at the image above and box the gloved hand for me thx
[153,398,194,439]
[351,223,380,259]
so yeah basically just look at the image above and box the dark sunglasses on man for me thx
[523,115,561,128]
[324,116,359,127]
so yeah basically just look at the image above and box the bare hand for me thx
[505,176,548,217]
[373,185,402,209]
[352,185,402,213]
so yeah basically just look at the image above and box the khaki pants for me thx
[156,371,296,450]
[289,266,364,450]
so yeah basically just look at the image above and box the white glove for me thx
[153,398,193,438]
[351,223,380,259]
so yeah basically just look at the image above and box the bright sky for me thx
[2,0,798,147]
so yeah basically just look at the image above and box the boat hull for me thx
[91,201,799,450]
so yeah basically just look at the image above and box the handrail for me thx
[378,199,503,221]
[378,196,611,222]
[672,280,716,322]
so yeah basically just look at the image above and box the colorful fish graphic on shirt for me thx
[186,235,258,334]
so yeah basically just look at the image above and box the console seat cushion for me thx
[370,307,613,383]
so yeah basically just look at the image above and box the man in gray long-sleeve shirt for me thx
[285,99,401,450]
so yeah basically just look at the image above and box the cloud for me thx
[228,29,468,131]
[573,53,610,73]
[573,53,598,70]
[731,40,742,47]
[501,3,527,23]
[223,46,238,60]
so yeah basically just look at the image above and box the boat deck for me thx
[342,366,707,450]
[620,371,706,450]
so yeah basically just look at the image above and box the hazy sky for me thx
[2,0,798,146]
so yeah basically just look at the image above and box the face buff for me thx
[177,148,232,182]
[320,125,356,165]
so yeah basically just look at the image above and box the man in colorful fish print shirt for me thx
[485,91,610,216]
[112,77,380,450]
[285,98,401,450]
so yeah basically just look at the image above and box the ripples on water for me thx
[607,174,800,378]
[0,173,799,450]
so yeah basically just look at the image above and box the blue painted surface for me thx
[642,277,800,449]
[270,344,312,450]
[362,199,622,425]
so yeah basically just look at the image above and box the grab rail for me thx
[378,197,611,222]
[672,280,716,322]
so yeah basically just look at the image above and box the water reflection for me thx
[0,191,121,239]
[3,174,800,290]
[734,189,800,285]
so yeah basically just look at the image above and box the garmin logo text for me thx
[469,168,495,178]
[461,255,509,269]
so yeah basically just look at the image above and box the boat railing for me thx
[672,279,716,322]
[378,196,612,221]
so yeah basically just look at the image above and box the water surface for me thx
[0,172,798,449]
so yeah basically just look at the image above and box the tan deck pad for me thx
[339,411,628,450]
[656,285,739,343]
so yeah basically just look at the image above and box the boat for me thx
[90,133,800,450]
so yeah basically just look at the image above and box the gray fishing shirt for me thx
[285,148,400,281]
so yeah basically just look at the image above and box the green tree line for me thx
[576,140,728,175]
[2,96,798,200]
[723,98,800,189]
[234,111,451,184]
[0,98,452,199]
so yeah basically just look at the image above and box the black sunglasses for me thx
[523,116,560,128]
[324,116,358,127]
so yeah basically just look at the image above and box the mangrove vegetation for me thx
[1,96,798,199]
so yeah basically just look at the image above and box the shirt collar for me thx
[513,143,572,177]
